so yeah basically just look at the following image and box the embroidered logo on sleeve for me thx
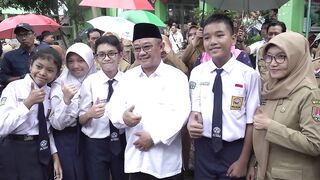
[189,81,196,90]
[0,97,7,106]
[230,96,243,110]
[312,100,320,121]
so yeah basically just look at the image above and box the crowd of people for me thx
[0,11,320,180]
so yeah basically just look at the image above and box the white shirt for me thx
[107,61,191,178]
[248,39,266,74]
[189,57,260,142]
[49,84,80,130]
[79,70,123,138]
[0,74,57,154]
[169,31,184,53]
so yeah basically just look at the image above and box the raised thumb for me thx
[128,105,135,112]
[255,106,263,114]
[95,97,100,104]
[194,113,203,124]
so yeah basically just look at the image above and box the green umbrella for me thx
[119,10,166,27]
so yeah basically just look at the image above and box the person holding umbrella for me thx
[0,23,38,94]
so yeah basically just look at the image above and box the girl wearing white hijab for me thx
[49,43,95,180]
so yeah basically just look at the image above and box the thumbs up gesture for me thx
[253,107,271,130]
[24,83,46,109]
[187,111,204,139]
[87,97,105,119]
[61,81,77,105]
[123,105,142,127]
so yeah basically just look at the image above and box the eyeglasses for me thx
[264,54,287,64]
[16,32,34,38]
[95,52,118,61]
[133,44,153,53]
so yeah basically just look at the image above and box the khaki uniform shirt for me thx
[254,87,320,180]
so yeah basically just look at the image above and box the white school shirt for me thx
[49,83,80,130]
[106,61,191,178]
[79,70,123,138]
[0,74,57,154]
[189,57,261,142]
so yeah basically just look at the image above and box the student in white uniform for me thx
[0,47,63,180]
[49,43,95,180]
[187,14,261,180]
[107,23,191,180]
[79,35,127,180]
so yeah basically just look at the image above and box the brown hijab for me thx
[253,32,318,179]
[261,31,317,99]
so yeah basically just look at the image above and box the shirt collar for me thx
[137,60,164,78]
[98,70,122,83]
[209,55,236,74]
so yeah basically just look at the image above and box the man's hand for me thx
[187,112,203,138]
[123,105,142,127]
[61,81,77,105]
[133,131,154,151]
[23,83,46,109]
[227,159,247,178]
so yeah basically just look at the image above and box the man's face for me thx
[43,35,55,45]
[203,22,235,64]
[15,29,35,49]
[171,25,177,33]
[267,25,283,42]
[88,31,101,49]
[133,38,163,74]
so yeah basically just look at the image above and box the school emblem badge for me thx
[40,140,48,151]
[0,97,7,106]
[189,81,196,90]
[312,100,320,121]
[230,96,243,110]
[212,127,221,138]
[110,132,119,141]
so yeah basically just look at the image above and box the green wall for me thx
[278,0,304,33]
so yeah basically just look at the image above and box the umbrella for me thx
[119,10,166,27]
[79,0,154,10]
[204,0,289,12]
[87,16,135,40]
[0,14,60,39]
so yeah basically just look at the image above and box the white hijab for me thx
[54,43,95,89]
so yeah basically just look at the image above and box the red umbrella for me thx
[79,0,154,10]
[0,14,60,39]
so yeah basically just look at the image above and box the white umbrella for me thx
[87,16,135,40]
[205,0,289,12]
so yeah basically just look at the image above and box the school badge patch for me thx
[0,97,7,106]
[230,96,243,110]
[189,81,196,90]
[312,100,320,121]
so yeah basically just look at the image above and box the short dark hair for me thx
[267,20,286,33]
[271,9,278,14]
[87,28,103,38]
[94,35,123,54]
[203,13,234,35]
[31,47,62,72]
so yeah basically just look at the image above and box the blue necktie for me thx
[107,79,121,155]
[212,69,223,153]
[38,102,51,165]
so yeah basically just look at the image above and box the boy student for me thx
[0,47,63,180]
[187,13,260,180]
[79,35,127,180]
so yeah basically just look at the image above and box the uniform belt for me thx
[7,134,39,141]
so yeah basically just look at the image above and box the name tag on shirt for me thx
[200,82,210,86]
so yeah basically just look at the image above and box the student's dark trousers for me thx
[0,136,52,180]
[84,133,127,180]
[130,172,183,180]
[194,137,246,180]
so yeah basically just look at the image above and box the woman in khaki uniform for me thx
[248,32,320,180]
